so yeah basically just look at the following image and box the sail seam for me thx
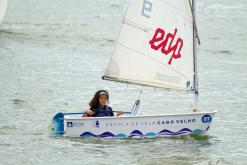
[116,42,191,81]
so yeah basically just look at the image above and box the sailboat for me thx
[51,0,216,138]
[0,0,7,23]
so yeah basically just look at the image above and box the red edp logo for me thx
[149,28,183,65]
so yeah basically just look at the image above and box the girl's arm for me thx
[109,107,114,116]
[116,111,124,116]
[85,109,94,115]
[110,107,124,116]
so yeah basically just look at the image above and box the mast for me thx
[192,0,199,110]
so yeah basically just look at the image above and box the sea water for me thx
[0,0,246,164]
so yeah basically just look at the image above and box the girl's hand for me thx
[85,109,94,116]
[116,111,124,116]
[193,108,198,112]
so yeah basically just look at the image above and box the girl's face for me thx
[99,95,108,106]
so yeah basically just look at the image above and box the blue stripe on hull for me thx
[79,128,206,138]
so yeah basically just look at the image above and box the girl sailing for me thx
[84,90,123,117]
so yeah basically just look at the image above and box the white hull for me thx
[52,111,216,138]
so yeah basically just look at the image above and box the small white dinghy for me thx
[0,0,7,23]
[52,0,216,138]
[52,111,215,138]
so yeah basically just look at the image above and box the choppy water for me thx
[0,0,247,164]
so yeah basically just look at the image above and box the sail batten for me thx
[103,0,195,91]
[102,76,193,91]
[115,42,191,81]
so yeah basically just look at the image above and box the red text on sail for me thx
[149,28,183,65]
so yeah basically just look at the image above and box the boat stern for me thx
[51,112,65,135]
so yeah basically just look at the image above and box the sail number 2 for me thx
[149,28,184,65]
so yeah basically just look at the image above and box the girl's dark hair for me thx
[89,90,109,110]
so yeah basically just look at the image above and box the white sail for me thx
[0,0,7,23]
[103,0,195,91]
